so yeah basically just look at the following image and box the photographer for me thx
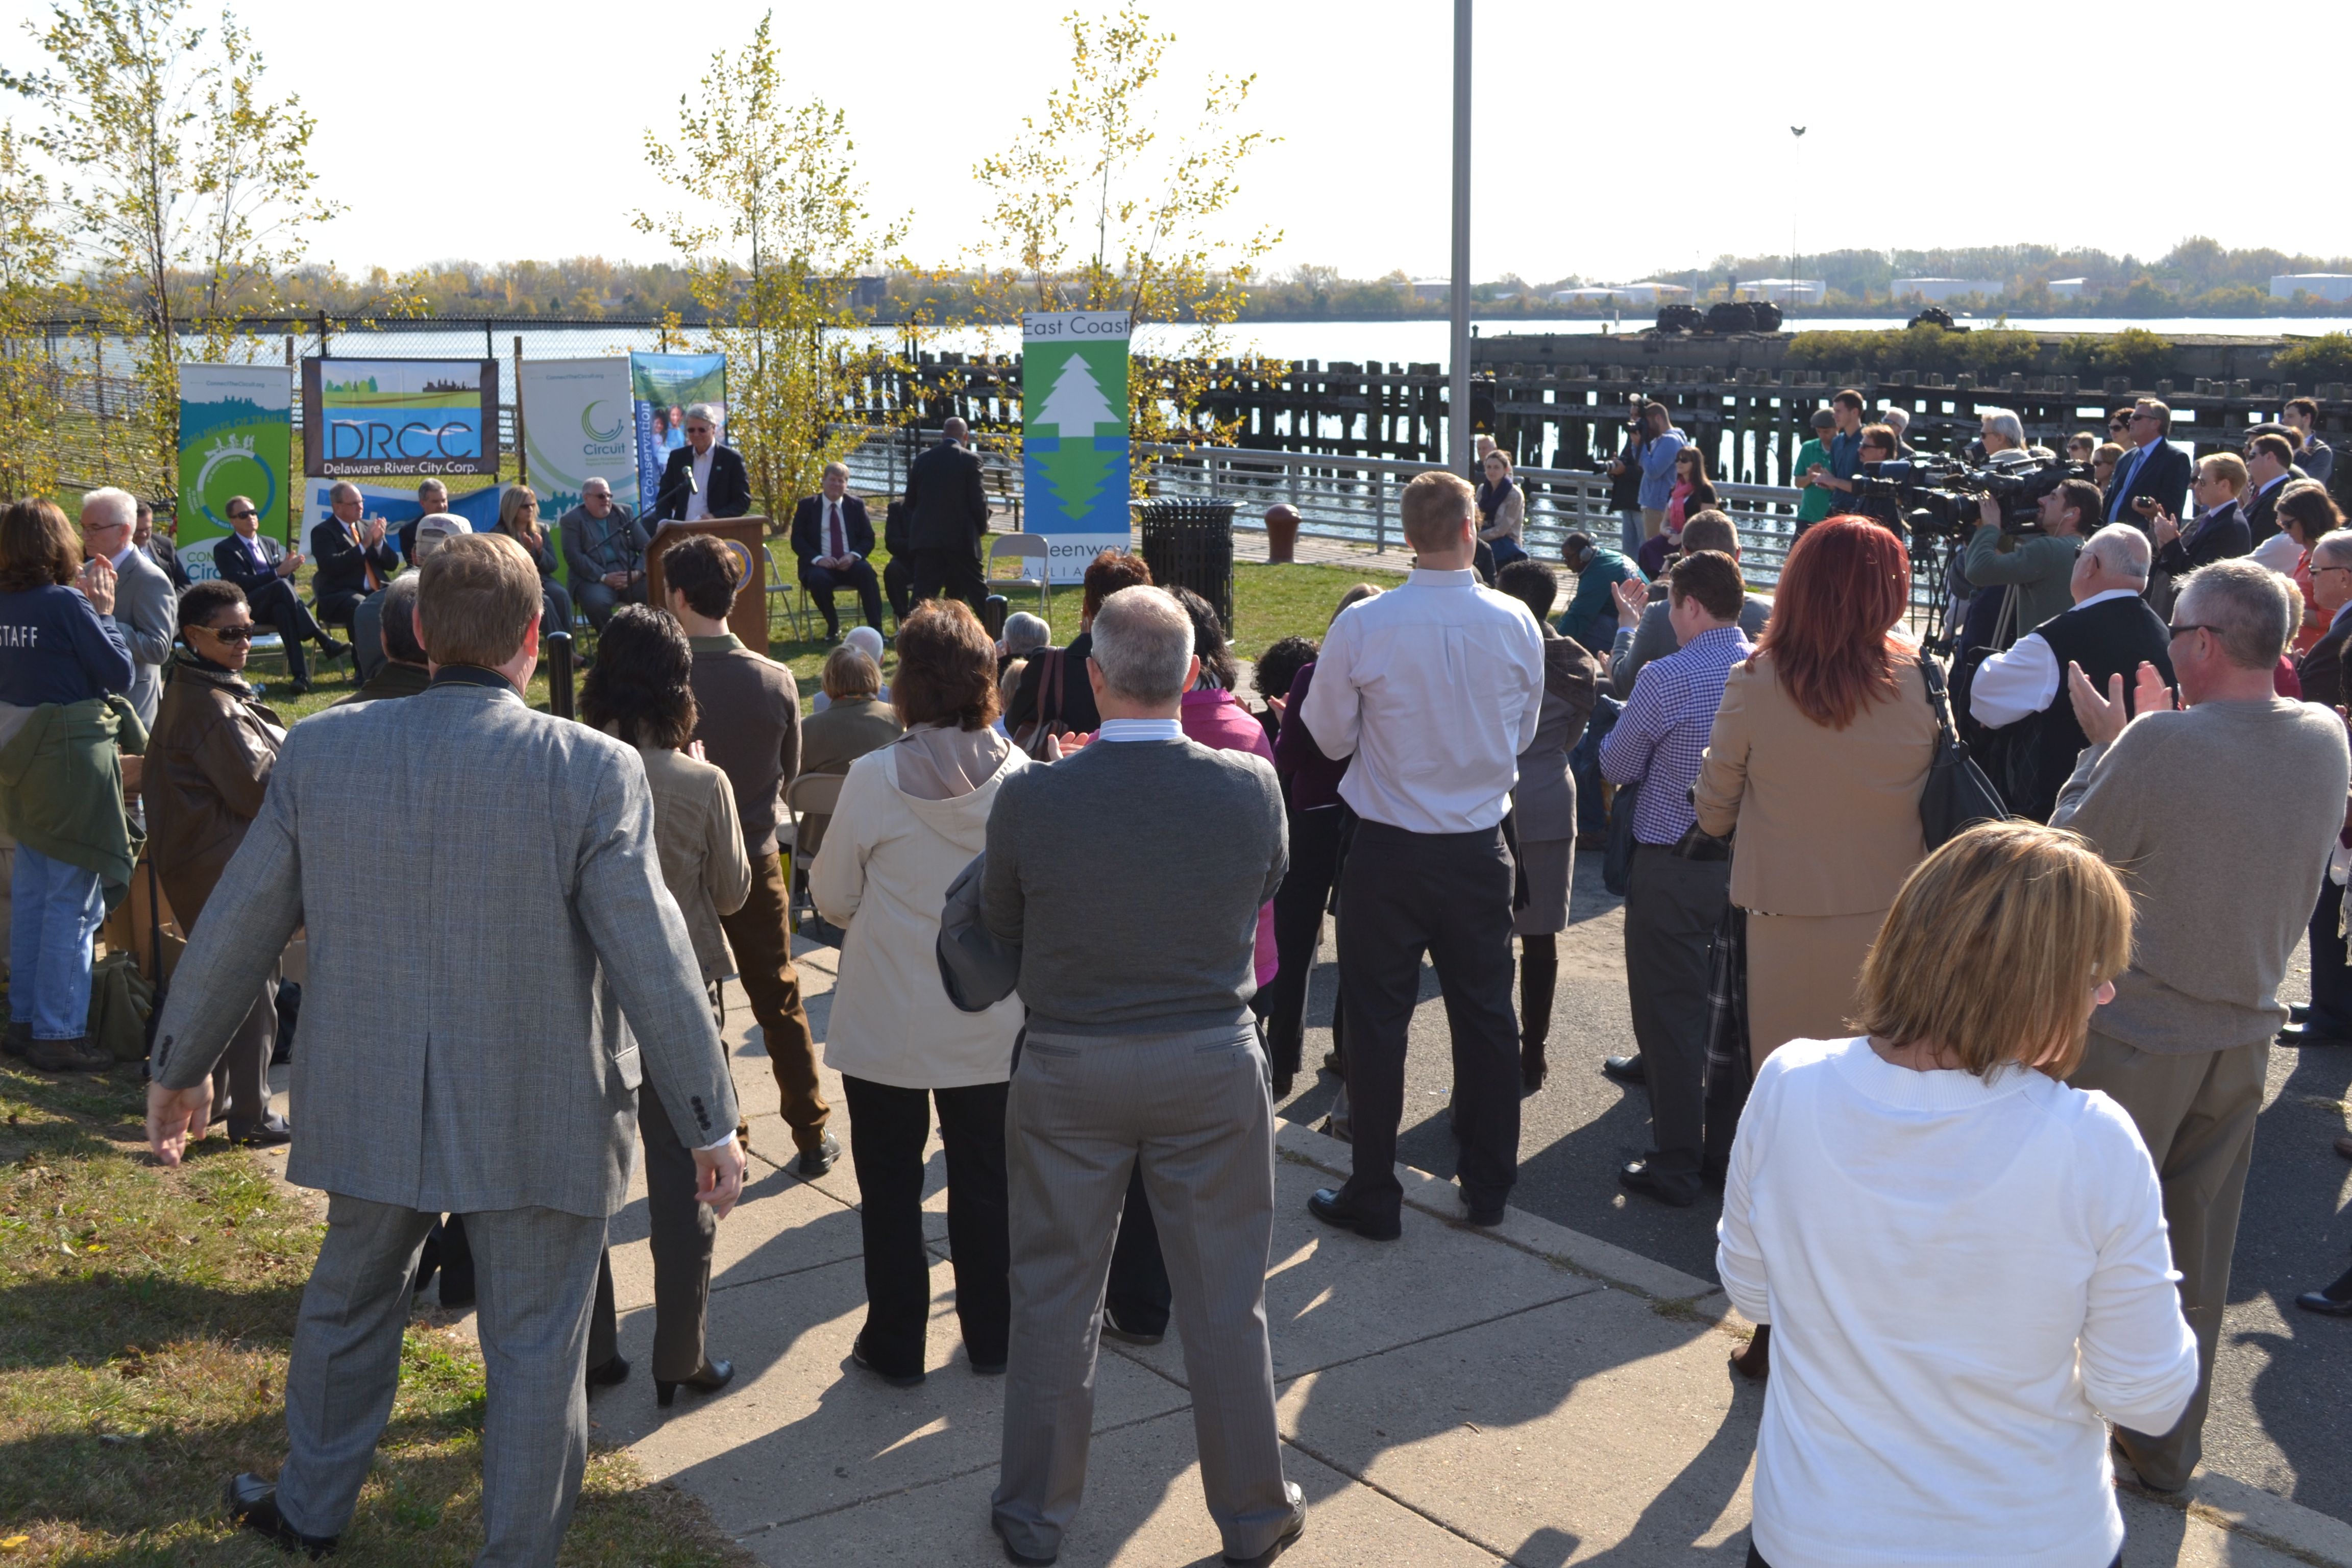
[1961,477,2099,641]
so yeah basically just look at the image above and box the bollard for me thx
[546,631,575,720]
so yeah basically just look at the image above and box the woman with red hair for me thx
[1694,517,1940,1069]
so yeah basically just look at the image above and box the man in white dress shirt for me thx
[1297,470,1548,1239]
[1968,524,2175,822]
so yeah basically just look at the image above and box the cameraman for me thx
[1961,477,2100,640]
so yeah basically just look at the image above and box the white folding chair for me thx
[986,533,1052,622]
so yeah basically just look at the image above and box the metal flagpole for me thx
[1448,0,1472,473]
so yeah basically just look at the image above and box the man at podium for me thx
[651,405,751,522]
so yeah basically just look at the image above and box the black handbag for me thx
[1602,780,1640,896]
[1917,654,2010,849]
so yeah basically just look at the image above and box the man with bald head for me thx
[309,481,401,632]
[1967,521,2175,821]
[903,415,991,610]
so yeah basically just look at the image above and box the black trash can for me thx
[1138,499,1236,634]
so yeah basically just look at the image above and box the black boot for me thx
[1518,935,1558,1094]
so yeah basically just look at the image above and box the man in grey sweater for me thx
[2055,557,2351,1492]
[982,585,1301,1568]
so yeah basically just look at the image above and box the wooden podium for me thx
[646,517,770,650]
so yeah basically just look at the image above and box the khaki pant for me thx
[2066,1030,2267,1490]
[721,851,828,1154]
[1641,506,1668,539]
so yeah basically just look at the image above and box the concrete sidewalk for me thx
[583,940,2352,1567]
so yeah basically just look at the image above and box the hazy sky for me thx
[7,0,2349,285]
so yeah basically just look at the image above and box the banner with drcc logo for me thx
[1021,312,1131,584]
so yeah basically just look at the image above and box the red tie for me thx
[828,502,845,559]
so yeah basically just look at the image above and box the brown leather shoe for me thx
[26,1035,111,1073]
[2336,1134,2352,1162]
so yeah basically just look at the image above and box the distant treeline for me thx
[68,236,2352,326]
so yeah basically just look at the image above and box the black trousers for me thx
[884,555,915,620]
[842,1074,1011,1377]
[1263,804,1345,1080]
[411,1211,474,1306]
[248,576,328,680]
[314,587,367,630]
[588,1082,718,1381]
[1105,1162,1172,1335]
[1335,820,1520,1223]
[1624,845,1729,1193]
[802,559,886,634]
[909,546,986,612]
[2311,878,2352,1036]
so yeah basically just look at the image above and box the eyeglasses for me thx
[228,509,255,520]
[2167,622,2224,640]
[198,624,255,644]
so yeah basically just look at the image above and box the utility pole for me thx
[1448,0,1472,473]
[1790,126,1807,312]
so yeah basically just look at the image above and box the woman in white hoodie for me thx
[811,598,1030,1387]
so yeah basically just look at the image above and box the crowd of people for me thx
[1,386,2348,1567]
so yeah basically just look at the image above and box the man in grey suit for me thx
[80,487,175,727]
[558,477,652,631]
[144,532,746,1566]
[983,585,1303,1568]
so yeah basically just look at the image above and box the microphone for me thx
[645,461,699,524]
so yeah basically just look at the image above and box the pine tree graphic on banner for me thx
[1035,350,1119,519]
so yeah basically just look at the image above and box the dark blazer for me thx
[148,535,189,592]
[2243,478,2290,547]
[790,495,875,568]
[213,530,291,597]
[903,438,990,552]
[2298,607,2352,712]
[2100,440,2191,529]
[308,518,401,600]
[2157,501,2252,575]
[651,443,752,521]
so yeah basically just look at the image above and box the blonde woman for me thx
[1477,450,1527,569]
[1721,822,2197,1568]
[497,484,573,635]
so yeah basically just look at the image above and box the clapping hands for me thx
[2067,659,2174,746]
[1612,577,1648,628]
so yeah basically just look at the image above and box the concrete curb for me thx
[1274,1118,2352,1568]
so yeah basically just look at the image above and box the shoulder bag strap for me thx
[1918,652,1959,745]
[1042,647,1065,724]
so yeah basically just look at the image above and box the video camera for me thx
[1850,453,2086,537]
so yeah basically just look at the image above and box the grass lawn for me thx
[253,550,1400,727]
[0,1061,748,1565]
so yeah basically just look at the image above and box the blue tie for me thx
[2110,448,2145,520]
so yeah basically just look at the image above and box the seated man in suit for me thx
[145,532,746,1563]
[398,479,449,565]
[2103,398,2192,535]
[212,495,346,693]
[309,482,402,630]
[790,463,886,641]
[559,478,651,632]
[649,404,751,522]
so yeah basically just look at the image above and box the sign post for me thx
[1021,311,1131,583]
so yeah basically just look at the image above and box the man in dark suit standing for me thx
[649,405,752,523]
[2242,432,2297,548]
[789,463,885,640]
[212,495,346,693]
[903,416,990,610]
[309,482,402,631]
[136,501,188,591]
[2103,399,2192,533]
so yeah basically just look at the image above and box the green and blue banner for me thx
[177,362,293,549]
[1022,311,1131,583]
[630,351,726,513]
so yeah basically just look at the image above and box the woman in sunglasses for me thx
[144,579,293,1145]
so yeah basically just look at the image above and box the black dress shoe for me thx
[1619,1159,1698,1209]
[655,1357,733,1407]
[585,1354,629,1390]
[2296,1288,2352,1317]
[1321,1050,1342,1074]
[1100,1307,1164,1346]
[851,1333,925,1387]
[225,1473,338,1558]
[2290,1003,2312,1023]
[1462,1199,1506,1227]
[230,1116,294,1148]
[797,1132,843,1177]
[2278,1022,2352,1047]
[285,678,313,696]
[1601,1054,1646,1086]
[1224,1482,1306,1565]
[992,1513,1057,1565]
[1306,1187,1401,1241]
[969,1352,1007,1376]
[316,637,352,661]
[1521,1044,1548,1095]
[1270,1070,1294,1098]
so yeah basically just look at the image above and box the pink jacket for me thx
[1181,688,1281,987]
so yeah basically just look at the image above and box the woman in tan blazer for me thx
[1694,517,1937,1067]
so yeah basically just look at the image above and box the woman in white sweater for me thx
[810,599,1029,1387]
[1718,821,2199,1568]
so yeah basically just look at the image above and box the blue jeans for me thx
[1618,509,1644,556]
[1571,695,1623,837]
[9,844,105,1041]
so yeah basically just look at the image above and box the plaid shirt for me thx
[1596,624,1750,845]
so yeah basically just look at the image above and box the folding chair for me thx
[762,544,810,642]
[782,771,845,935]
[986,533,1052,623]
